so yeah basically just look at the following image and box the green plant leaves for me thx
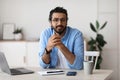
[100,21,107,30]
[88,38,97,51]
[97,45,102,51]
[88,20,107,69]
[90,21,107,34]
[96,20,99,29]
[13,28,22,34]
[90,23,97,32]
[88,37,96,45]
[96,34,107,47]
[96,55,102,69]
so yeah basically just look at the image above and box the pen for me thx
[47,70,64,73]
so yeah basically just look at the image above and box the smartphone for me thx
[66,71,77,76]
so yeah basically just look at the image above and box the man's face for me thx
[50,12,67,35]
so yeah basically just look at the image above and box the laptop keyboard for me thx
[10,68,34,75]
[10,69,22,73]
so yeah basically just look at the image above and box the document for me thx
[38,70,64,76]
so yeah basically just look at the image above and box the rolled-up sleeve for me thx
[68,31,84,70]
[38,30,50,68]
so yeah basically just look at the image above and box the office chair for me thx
[84,51,100,70]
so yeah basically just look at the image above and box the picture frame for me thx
[2,23,15,40]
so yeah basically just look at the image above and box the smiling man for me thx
[39,7,84,70]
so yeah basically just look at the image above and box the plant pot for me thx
[14,33,23,40]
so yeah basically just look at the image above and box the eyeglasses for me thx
[52,18,66,23]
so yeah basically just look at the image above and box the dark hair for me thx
[49,7,68,21]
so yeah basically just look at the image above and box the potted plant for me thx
[13,28,23,40]
[87,20,107,69]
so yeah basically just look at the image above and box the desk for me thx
[0,67,113,80]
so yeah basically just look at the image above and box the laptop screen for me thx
[0,52,34,75]
[0,52,11,74]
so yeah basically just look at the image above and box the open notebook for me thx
[0,52,34,75]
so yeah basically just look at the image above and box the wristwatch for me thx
[45,48,52,54]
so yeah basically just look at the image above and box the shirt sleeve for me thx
[38,30,50,68]
[68,31,84,70]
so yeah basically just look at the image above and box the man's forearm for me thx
[58,44,75,64]
[42,51,51,64]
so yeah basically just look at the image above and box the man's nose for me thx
[57,20,62,25]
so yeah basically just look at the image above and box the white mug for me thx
[84,61,94,75]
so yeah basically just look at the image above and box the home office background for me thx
[0,0,119,80]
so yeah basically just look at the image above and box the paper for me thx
[38,70,64,76]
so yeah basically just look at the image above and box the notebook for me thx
[38,70,64,76]
[0,52,34,75]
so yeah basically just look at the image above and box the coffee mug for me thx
[83,61,94,75]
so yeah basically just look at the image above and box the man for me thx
[39,7,84,70]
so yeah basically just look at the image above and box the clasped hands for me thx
[46,33,63,52]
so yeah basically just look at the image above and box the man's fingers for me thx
[53,38,61,43]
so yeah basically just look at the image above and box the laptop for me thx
[0,52,34,75]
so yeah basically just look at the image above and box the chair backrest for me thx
[84,51,99,70]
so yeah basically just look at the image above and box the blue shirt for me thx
[39,26,84,70]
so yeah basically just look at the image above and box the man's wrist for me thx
[45,48,52,54]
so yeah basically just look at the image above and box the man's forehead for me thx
[52,13,66,18]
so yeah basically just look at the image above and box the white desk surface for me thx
[0,67,113,80]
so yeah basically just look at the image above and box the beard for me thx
[52,25,66,35]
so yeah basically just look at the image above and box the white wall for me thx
[0,0,97,40]
[98,0,119,80]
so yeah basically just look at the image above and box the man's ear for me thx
[49,21,52,24]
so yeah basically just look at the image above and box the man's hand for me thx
[46,33,62,51]
[42,33,62,64]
